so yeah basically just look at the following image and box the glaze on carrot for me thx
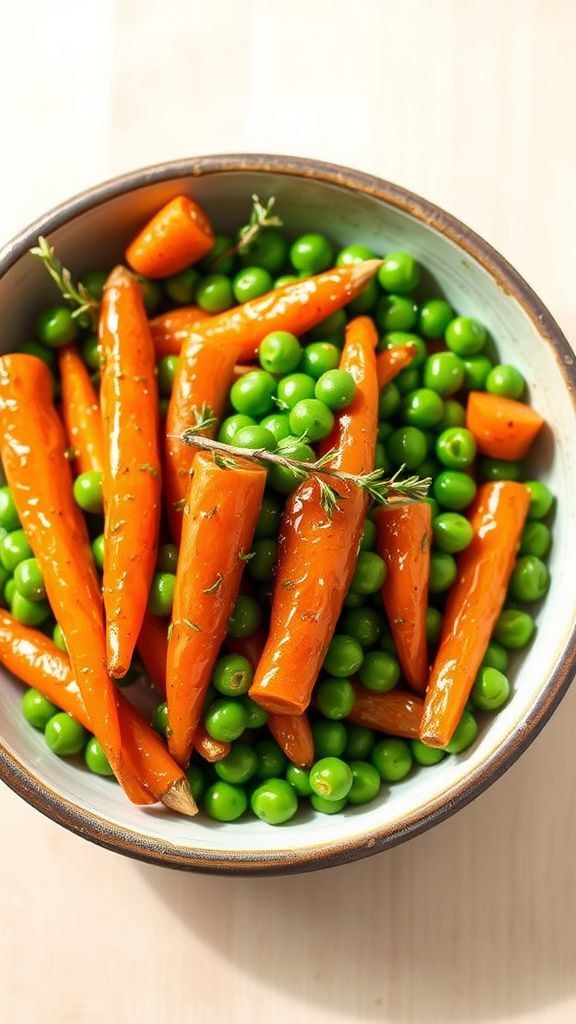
[374,502,431,694]
[166,453,266,767]
[150,306,211,358]
[466,391,544,461]
[149,261,382,363]
[347,685,423,738]
[0,611,196,813]
[249,315,379,715]
[165,339,239,542]
[100,267,162,678]
[420,481,530,748]
[376,343,418,389]
[0,354,148,802]
[58,345,104,474]
[126,196,214,278]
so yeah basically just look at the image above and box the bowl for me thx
[0,154,575,874]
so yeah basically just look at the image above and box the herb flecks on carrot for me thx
[167,453,266,767]
[466,391,544,461]
[347,685,423,739]
[420,481,530,748]
[126,196,214,279]
[100,267,162,678]
[58,344,104,475]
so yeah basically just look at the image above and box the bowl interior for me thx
[1,163,575,870]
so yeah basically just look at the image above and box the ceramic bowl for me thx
[0,155,575,874]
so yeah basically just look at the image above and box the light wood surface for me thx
[1,2,575,1021]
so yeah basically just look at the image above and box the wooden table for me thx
[1,2,575,1021]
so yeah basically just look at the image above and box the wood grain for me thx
[1,1,576,1021]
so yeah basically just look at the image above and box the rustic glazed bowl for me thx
[0,155,574,874]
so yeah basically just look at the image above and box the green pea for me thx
[80,335,101,371]
[425,497,440,520]
[402,388,444,429]
[195,274,234,313]
[240,228,287,274]
[323,634,364,677]
[36,306,77,348]
[470,667,510,712]
[379,382,402,420]
[227,595,262,638]
[215,742,258,784]
[53,623,67,652]
[258,414,290,446]
[218,414,256,444]
[424,352,465,396]
[379,623,396,654]
[200,235,236,275]
[274,274,298,288]
[233,266,272,303]
[164,267,201,305]
[254,739,287,780]
[345,760,380,805]
[213,653,253,696]
[0,488,20,531]
[342,591,367,609]
[157,355,179,396]
[259,330,302,374]
[376,294,418,332]
[300,342,340,380]
[314,370,356,411]
[85,736,114,776]
[308,309,347,344]
[478,458,521,482]
[411,738,447,767]
[525,481,554,520]
[340,605,382,648]
[429,551,457,593]
[371,738,413,781]
[246,538,277,583]
[462,355,493,391]
[289,398,334,442]
[419,298,453,339]
[11,591,51,627]
[234,425,277,452]
[255,494,282,539]
[186,764,206,803]
[344,725,376,760]
[77,269,107,301]
[205,698,247,742]
[377,421,394,444]
[336,244,376,267]
[486,364,526,399]
[435,399,466,432]
[230,370,276,417]
[204,781,247,822]
[14,558,46,601]
[73,471,104,514]
[309,756,353,801]
[22,688,58,730]
[481,641,509,672]
[152,702,170,737]
[91,534,105,570]
[433,471,477,510]
[276,373,316,410]
[426,607,443,647]
[347,278,380,315]
[312,720,347,758]
[510,555,549,603]
[494,609,535,649]
[286,764,313,797]
[384,332,427,367]
[311,793,348,814]
[290,233,334,274]
[240,696,268,729]
[432,513,473,554]
[18,339,58,372]
[395,367,422,395]
[387,426,428,469]
[444,708,478,753]
[445,316,486,356]
[251,779,298,825]
[435,427,476,469]
[147,572,175,617]
[269,437,315,493]
[359,519,377,553]
[350,552,387,596]
[358,650,400,693]
[155,543,177,575]
[3,578,16,606]
[378,252,420,294]
[316,677,356,719]
[520,521,551,558]
[0,530,33,572]
[45,712,87,756]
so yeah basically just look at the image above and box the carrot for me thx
[58,345,104,474]
[100,267,162,677]
[420,481,530,748]
[150,261,382,364]
[150,306,211,358]
[376,344,418,389]
[126,196,214,279]
[466,391,544,461]
[165,339,239,542]
[166,453,266,766]
[374,502,431,694]
[193,726,231,764]
[0,355,147,803]
[0,611,196,813]
[347,685,423,738]
[249,315,379,715]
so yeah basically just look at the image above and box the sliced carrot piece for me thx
[126,196,214,278]
[466,391,544,460]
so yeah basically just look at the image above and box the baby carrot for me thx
[126,195,214,278]
[58,345,105,474]
[100,267,162,677]
[376,343,418,389]
[150,261,382,363]
[165,338,239,542]
[0,611,196,813]
[420,481,530,748]
[466,391,544,461]
[150,306,211,358]
[166,453,266,767]
[193,726,231,764]
[0,354,147,802]
[249,315,379,715]
[347,685,423,738]
[374,502,431,694]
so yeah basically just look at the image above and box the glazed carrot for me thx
[420,481,530,748]
[249,316,379,715]
[100,267,162,677]
[376,343,418,389]
[58,345,105,474]
[0,355,147,803]
[150,306,211,358]
[347,685,423,739]
[0,612,196,813]
[165,338,239,542]
[150,261,382,363]
[374,502,431,694]
[126,195,214,278]
[466,391,544,460]
[167,453,266,766]
[193,726,231,764]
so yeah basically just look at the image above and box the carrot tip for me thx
[161,778,198,817]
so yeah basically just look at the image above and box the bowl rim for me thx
[1,152,575,874]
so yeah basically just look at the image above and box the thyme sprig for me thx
[206,194,282,269]
[29,236,99,330]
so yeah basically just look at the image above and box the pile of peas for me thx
[10,224,554,825]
